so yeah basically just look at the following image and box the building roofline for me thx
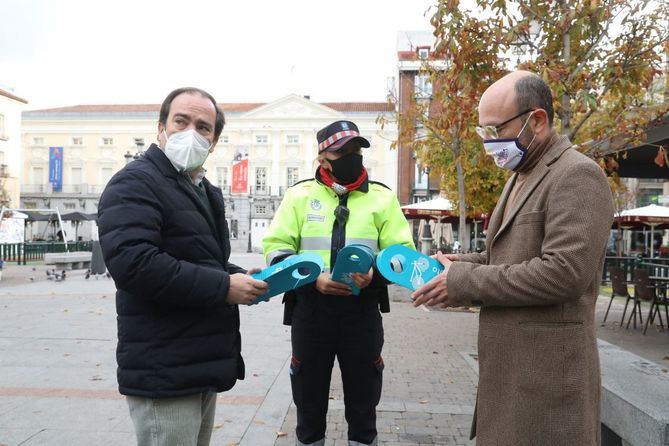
[0,88,28,104]
[24,101,393,117]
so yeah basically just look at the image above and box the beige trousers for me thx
[126,391,216,446]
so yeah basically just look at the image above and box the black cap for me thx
[317,120,370,153]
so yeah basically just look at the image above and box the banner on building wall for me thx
[49,147,63,192]
[231,146,249,194]
[232,159,249,194]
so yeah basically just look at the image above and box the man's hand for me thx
[349,268,373,290]
[227,273,268,305]
[412,251,453,308]
[440,253,459,262]
[315,272,351,296]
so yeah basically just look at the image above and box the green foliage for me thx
[393,0,510,227]
[391,0,668,227]
[496,0,669,156]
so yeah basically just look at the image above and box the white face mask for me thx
[482,112,536,170]
[162,129,212,172]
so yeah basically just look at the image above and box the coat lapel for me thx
[488,135,571,253]
[144,144,223,249]
[488,136,574,250]
[203,179,227,249]
[177,175,221,245]
[490,162,550,249]
[486,174,517,244]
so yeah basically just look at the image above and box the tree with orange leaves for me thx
[390,0,668,251]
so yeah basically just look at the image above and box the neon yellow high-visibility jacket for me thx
[263,177,415,313]
[264,178,414,270]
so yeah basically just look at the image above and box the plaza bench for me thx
[44,251,92,270]
[599,339,669,446]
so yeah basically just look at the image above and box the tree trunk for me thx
[453,139,468,252]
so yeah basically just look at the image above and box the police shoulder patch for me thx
[310,199,322,210]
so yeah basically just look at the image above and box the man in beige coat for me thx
[412,71,614,445]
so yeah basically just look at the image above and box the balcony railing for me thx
[21,184,49,193]
[250,185,270,196]
[219,186,289,197]
[21,184,107,195]
[61,184,82,194]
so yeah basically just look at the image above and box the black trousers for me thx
[290,296,384,445]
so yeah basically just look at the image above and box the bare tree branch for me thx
[568,26,609,82]
[517,2,557,28]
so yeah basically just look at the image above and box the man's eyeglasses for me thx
[475,108,535,140]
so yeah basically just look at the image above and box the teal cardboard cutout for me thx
[331,244,375,295]
[376,244,444,291]
[250,253,323,305]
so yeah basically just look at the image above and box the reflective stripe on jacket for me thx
[263,179,415,269]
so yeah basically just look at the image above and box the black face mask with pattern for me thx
[328,153,363,184]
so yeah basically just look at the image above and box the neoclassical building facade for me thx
[0,87,28,209]
[21,94,398,250]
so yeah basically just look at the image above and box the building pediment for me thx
[240,94,343,120]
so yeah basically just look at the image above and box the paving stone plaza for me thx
[0,253,667,445]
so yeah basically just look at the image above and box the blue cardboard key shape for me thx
[375,244,444,291]
[331,244,376,295]
[249,253,323,305]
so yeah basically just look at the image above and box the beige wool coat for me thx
[448,135,614,446]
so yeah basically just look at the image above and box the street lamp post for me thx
[134,141,145,160]
[124,141,146,165]
[247,195,254,253]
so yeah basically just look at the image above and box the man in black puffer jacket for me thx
[98,87,268,446]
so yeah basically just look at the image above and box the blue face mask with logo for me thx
[482,111,536,170]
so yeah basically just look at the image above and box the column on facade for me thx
[305,128,317,180]
[271,129,281,195]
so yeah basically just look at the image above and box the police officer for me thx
[263,120,414,446]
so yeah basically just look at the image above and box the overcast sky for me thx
[1,0,434,110]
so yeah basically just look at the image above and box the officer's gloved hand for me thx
[315,272,351,296]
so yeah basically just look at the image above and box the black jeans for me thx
[290,296,384,445]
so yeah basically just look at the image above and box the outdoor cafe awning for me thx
[22,211,96,223]
[614,204,669,229]
[607,114,669,179]
[402,197,454,219]
[401,197,487,224]
[23,211,57,222]
[61,211,95,222]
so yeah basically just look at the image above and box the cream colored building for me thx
[21,94,398,250]
[0,87,28,209]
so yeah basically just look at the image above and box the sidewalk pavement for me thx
[594,292,669,365]
[0,254,666,445]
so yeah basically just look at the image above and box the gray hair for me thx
[514,74,554,127]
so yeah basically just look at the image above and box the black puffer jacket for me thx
[98,144,245,398]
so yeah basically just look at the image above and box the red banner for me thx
[231,159,248,194]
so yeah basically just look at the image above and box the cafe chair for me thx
[634,269,669,335]
[602,267,641,329]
